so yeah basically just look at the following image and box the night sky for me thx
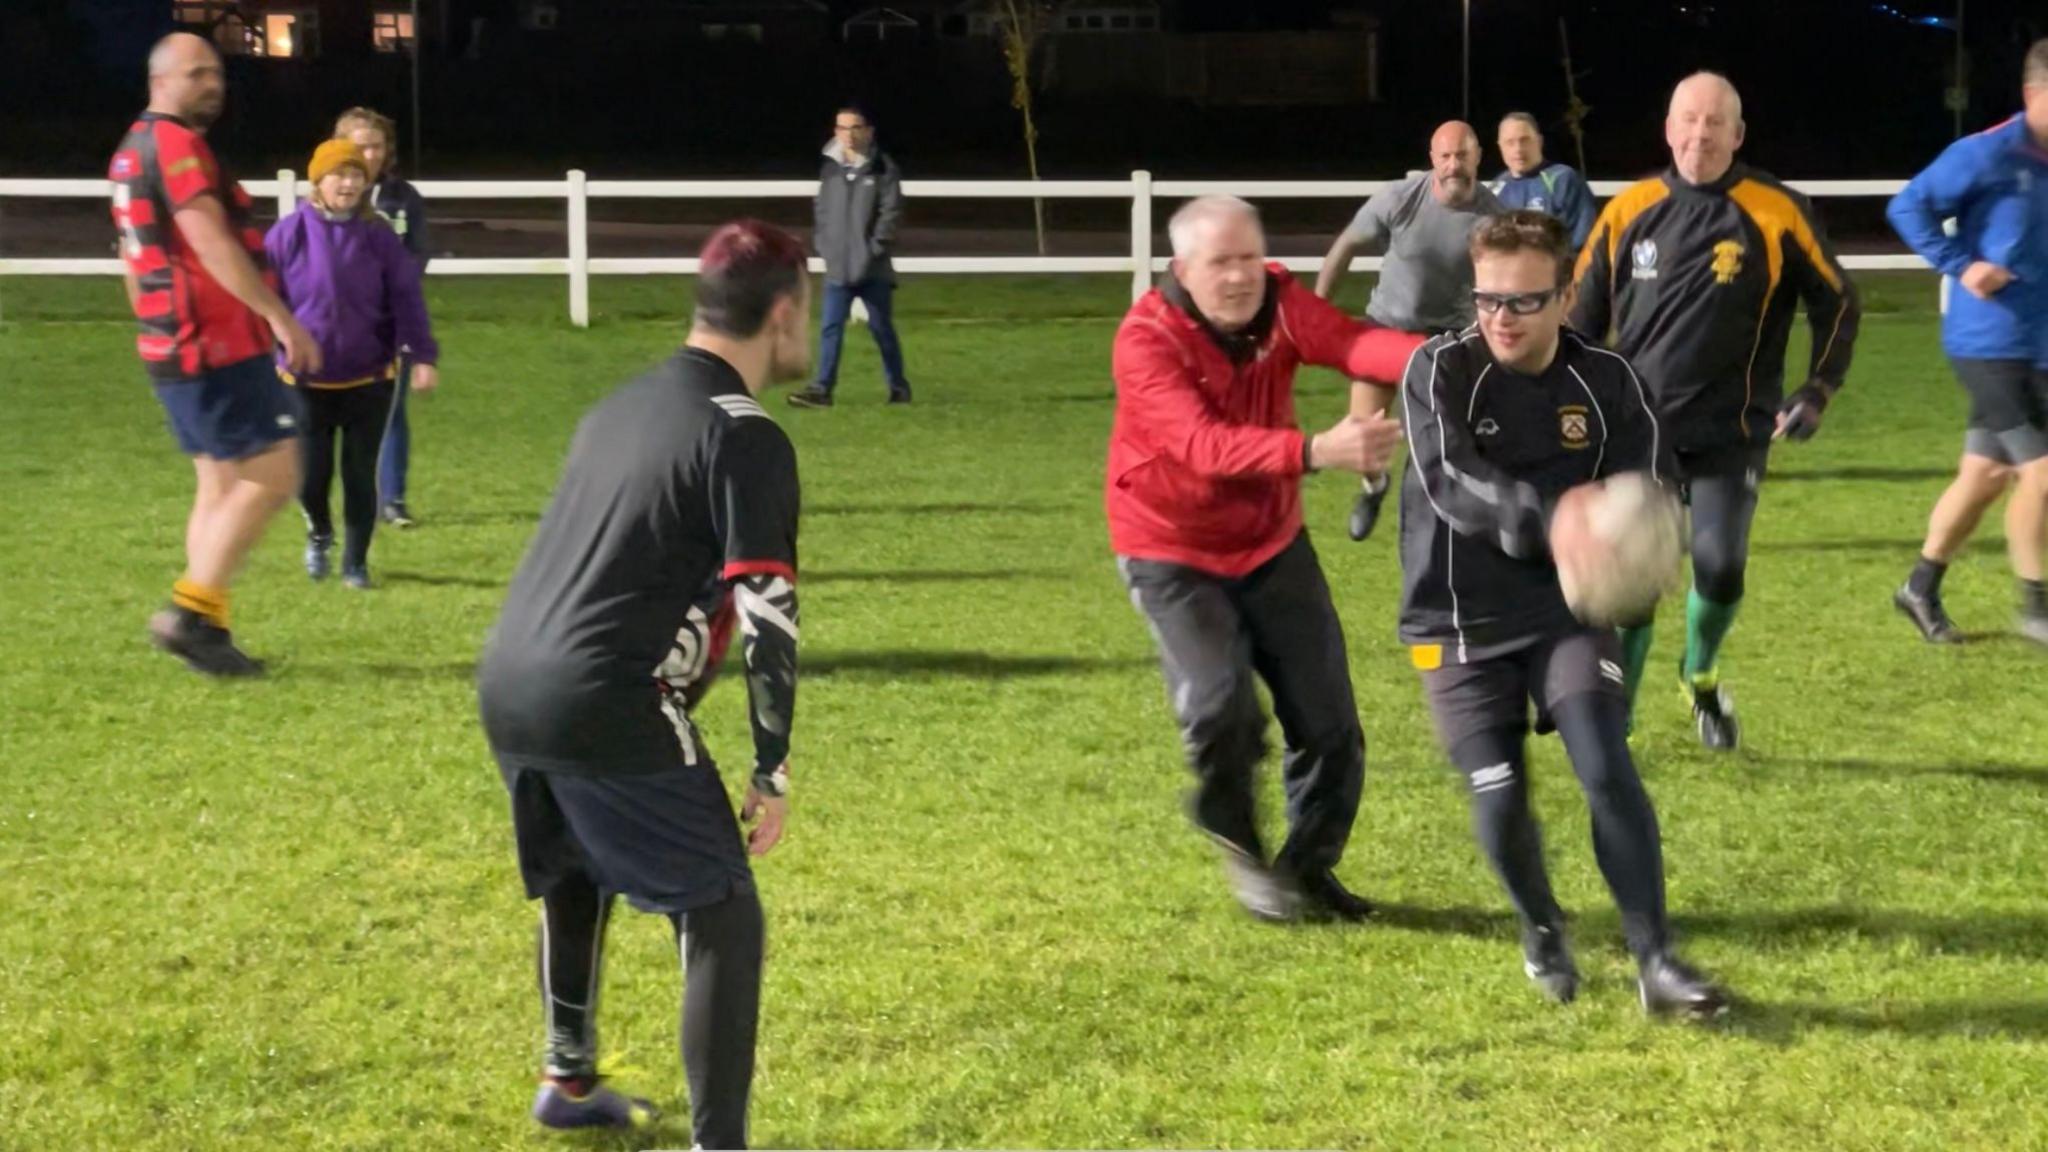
[0,0,2040,179]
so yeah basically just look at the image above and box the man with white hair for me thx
[1109,195,1423,923]
[1571,71,1861,750]
[1317,121,1506,543]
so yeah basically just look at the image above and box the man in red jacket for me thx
[1110,195,1422,922]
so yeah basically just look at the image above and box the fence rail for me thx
[0,171,1926,327]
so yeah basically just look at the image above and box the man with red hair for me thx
[478,220,810,1145]
[1111,195,1421,922]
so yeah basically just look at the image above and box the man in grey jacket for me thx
[789,105,912,408]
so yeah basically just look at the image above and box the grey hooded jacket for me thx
[813,138,903,286]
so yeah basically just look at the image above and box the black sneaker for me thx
[1210,838,1302,924]
[1292,867,1375,923]
[1347,477,1390,542]
[1687,673,1740,751]
[1894,585,1962,643]
[305,534,333,582]
[1521,922,1580,1004]
[887,385,913,405]
[379,502,416,529]
[148,606,265,678]
[342,564,372,590]
[2019,614,2048,648]
[1638,952,1729,1019]
[786,386,834,409]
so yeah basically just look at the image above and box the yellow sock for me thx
[172,579,230,629]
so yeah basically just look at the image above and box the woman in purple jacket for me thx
[267,138,440,589]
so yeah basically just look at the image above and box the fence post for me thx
[1130,169,1153,302]
[567,169,590,328]
[275,169,295,219]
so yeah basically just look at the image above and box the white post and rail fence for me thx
[0,171,1931,327]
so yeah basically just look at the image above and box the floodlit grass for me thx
[2,273,2042,1151]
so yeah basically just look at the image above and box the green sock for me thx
[1682,589,1742,682]
[1619,623,1656,729]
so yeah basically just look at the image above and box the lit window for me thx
[373,10,416,53]
[251,10,318,58]
[173,1,226,25]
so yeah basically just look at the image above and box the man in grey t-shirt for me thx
[1317,121,1505,541]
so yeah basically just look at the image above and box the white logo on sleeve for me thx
[1599,659,1625,684]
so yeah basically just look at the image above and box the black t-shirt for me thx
[479,348,799,775]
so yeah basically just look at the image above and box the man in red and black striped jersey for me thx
[1571,72,1861,751]
[109,32,321,677]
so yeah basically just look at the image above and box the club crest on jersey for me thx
[1558,405,1590,448]
[1712,240,1746,284]
[1476,417,1502,437]
[1631,239,1659,280]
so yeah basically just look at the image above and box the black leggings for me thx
[298,380,395,567]
[1450,693,1669,960]
[539,875,764,1150]
[1683,449,1766,605]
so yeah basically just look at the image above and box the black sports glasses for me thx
[1472,289,1561,316]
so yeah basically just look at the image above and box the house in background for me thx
[168,0,426,59]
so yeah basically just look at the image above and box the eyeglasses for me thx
[1472,288,1561,316]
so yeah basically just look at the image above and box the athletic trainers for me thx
[378,501,416,529]
[341,565,371,590]
[1347,476,1390,542]
[1211,839,1302,923]
[148,606,265,678]
[1637,952,1729,1019]
[786,386,834,409]
[305,534,333,582]
[887,385,913,405]
[530,1078,659,1131]
[1687,672,1739,751]
[1292,867,1375,923]
[1521,922,1579,1004]
[2020,614,2048,648]
[1894,585,1963,644]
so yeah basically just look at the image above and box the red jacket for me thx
[1106,266,1425,577]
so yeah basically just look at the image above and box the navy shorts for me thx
[500,754,754,915]
[153,355,301,460]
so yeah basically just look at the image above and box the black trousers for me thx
[298,380,395,568]
[1119,531,1365,874]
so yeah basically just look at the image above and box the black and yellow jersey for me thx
[1569,164,1859,452]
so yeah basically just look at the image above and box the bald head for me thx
[1428,121,1482,205]
[147,32,226,128]
[1666,71,1744,185]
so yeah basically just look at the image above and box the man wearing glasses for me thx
[1397,210,1728,1018]
[789,104,911,408]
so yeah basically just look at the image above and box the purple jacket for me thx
[266,203,438,385]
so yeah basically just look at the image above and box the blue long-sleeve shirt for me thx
[1886,114,2048,364]
[1488,161,1597,249]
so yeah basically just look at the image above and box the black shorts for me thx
[501,754,753,915]
[1671,444,1769,499]
[152,354,302,460]
[1951,357,2048,465]
[1418,628,1626,746]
